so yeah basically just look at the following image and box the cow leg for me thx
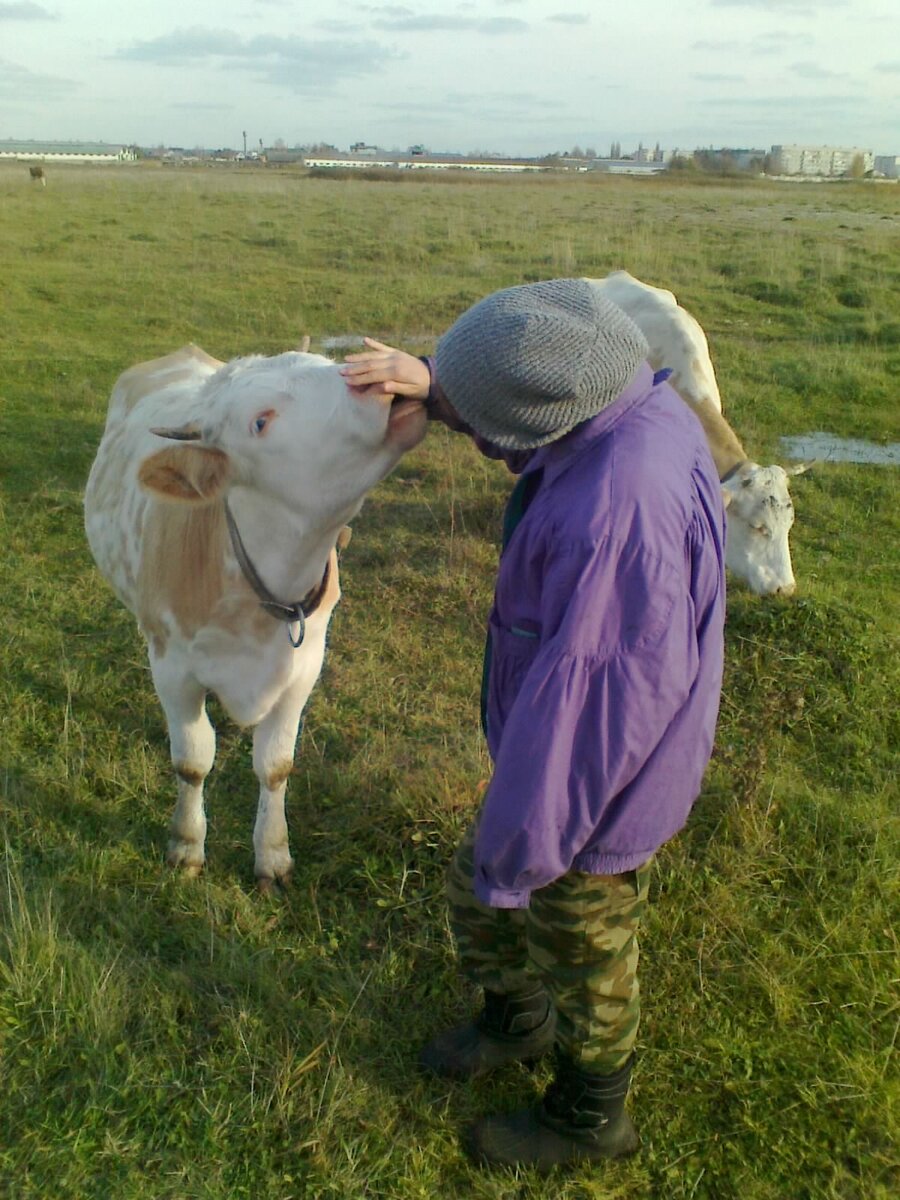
[152,667,216,876]
[251,678,311,891]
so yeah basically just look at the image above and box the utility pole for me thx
[242,130,247,156]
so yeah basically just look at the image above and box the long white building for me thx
[770,145,874,177]
[0,140,137,163]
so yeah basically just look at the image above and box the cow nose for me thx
[775,582,796,597]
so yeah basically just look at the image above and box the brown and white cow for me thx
[29,164,46,187]
[85,345,427,887]
[587,271,812,597]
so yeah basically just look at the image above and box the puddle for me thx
[320,335,365,350]
[780,432,900,465]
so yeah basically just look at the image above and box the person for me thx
[340,279,726,1171]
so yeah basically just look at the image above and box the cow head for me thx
[721,461,812,596]
[139,351,427,523]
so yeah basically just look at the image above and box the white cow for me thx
[85,345,427,888]
[587,271,812,596]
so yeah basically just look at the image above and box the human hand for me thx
[339,338,431,401]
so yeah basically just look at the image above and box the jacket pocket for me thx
[484,613,543,740]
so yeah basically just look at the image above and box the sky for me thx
[1,0,897,156]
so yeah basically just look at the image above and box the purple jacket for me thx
[464,363,726,908]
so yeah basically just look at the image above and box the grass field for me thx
[1,164,898,1199]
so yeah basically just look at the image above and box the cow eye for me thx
[250,410,275,436]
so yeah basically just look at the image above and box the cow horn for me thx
[297,335,311,353]
[150,424,203,441]
[786,460,817,476]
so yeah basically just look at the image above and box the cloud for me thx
[0,2,55,18]
[444,90,567,112]
[701,92,863,109]
[692,32,810,55]
[711,0,845,10]
[692,39,743,52]
[875,61,900,73]
[169,102,234,111]
[694,72,746,82]
[0,57,77,100]
[355,4,415,13]
[791,61,845,79]
[547,12,590,24]
[373,90,567,125]
[371,15,528,33]
[115,27,402,90]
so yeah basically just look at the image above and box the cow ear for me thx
[721,487,732,510]
[138,445,232,503]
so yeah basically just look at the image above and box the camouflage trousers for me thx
[447,822,652,1073]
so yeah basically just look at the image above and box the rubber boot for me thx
[418,985,555,1079]
[466,1050,639,1170]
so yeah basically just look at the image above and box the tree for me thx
[847,153,866,179]
[667,153,697,173]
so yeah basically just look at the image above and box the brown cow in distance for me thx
[29,165,46,187]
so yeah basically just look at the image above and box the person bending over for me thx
[340,279,726,1171]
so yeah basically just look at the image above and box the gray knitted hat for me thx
[435,278,649,450]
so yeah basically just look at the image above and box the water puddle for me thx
[320,335,366,351]
[780,432,900,466]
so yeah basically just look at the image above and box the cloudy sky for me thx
[2,0,897,155]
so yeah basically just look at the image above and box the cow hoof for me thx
[166,841,205,875]
[255,848,294,890]
[256,871,292,895]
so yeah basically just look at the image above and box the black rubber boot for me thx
[418,986,556,1079]
[466,1050,639,1170]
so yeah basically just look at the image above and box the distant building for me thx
[590,159,669,176]
[303,157,397,170]
[769,144,874,176]
[0,139,137,163]
[302,152,548,173]
[874,155,900,178]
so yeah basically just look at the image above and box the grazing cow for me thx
[29,164,46,187]
[85,345,427,887]
[586,271,812,596]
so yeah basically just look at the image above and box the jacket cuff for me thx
[473,875,532,909]
[418,355,443,415]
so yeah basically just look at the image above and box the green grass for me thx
[1,164,898,1199]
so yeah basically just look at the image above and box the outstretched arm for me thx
[339,338,430,399]
[341,339,531,470]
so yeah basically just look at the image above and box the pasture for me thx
[0,164,897,1199]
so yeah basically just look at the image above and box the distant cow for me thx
[587,271,812,596]
[85,345,427,887]
[29,164,46,187]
